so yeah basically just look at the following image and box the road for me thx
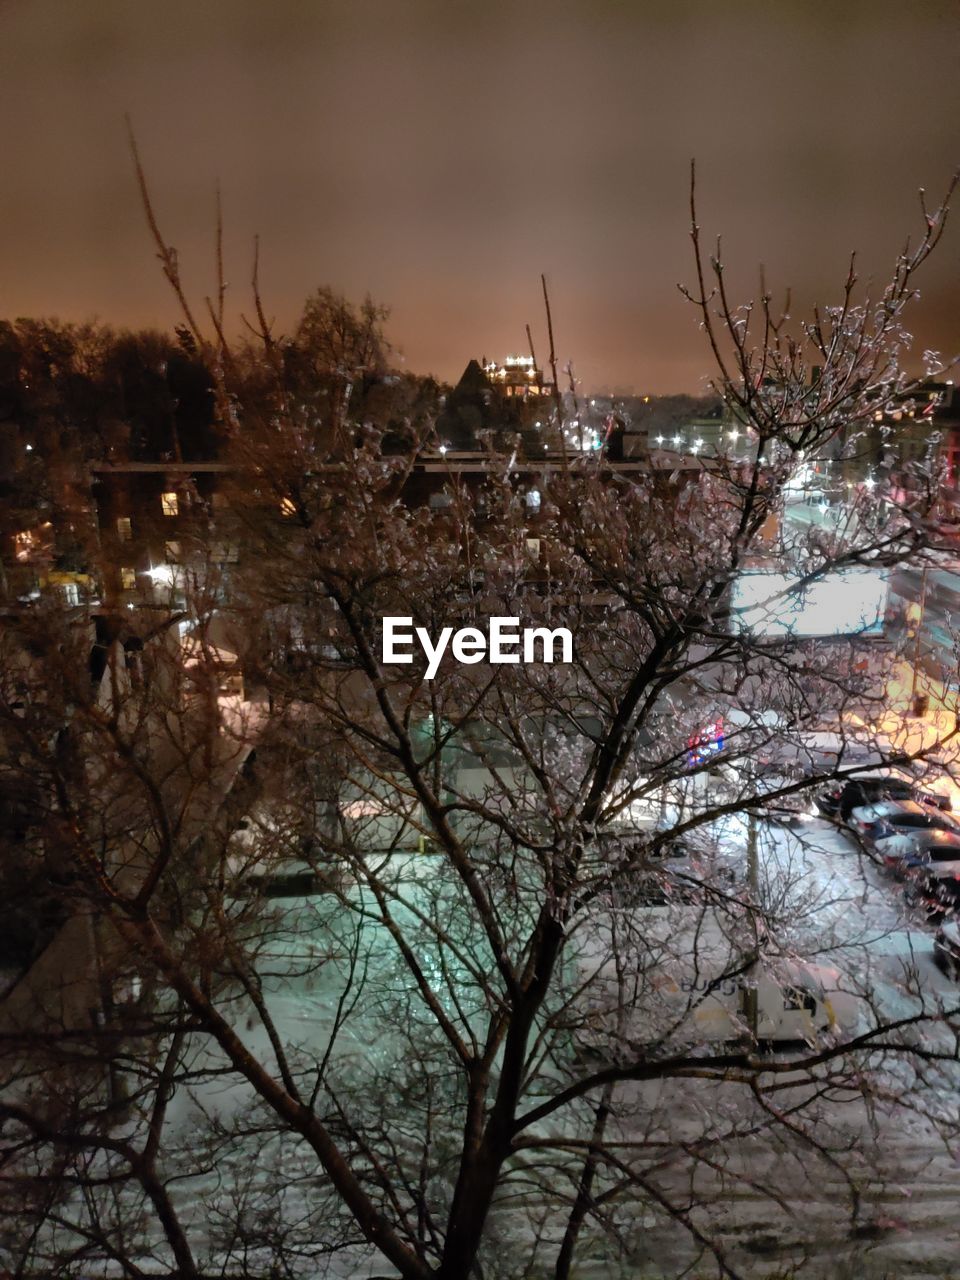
[145,817,960,1279]
[14,806,960,1278]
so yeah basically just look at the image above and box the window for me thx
[161,491,179,517]
[59,582,79,606]
[526,537,541,561]
[783,986,818,1014]
[14,530,35,561]
[525,488,541,512]
[116,516,132,541]
[429,491,453,510]
[164,541,181,563]
[120,566,136,590]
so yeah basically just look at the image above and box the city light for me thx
[147,564,174,584]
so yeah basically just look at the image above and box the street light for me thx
[909,565,930,713]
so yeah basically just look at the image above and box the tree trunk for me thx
[554,1083,615,1280]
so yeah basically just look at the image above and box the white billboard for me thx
[731,568,888,638]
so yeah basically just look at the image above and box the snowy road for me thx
[150,824,960,1279]
[594,813,960,1279]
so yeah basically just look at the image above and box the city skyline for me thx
[0,0,958,393]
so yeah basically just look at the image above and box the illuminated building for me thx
[482,354,554,400]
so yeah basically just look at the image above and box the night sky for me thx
[1,0,958,393]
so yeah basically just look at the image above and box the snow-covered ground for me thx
[597,811,960,1279]
[162,820,960,1277]
[15,825,960,1278]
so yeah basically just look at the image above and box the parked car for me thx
[875,826,960,875]
[817,772,951,821]
[933,919,960,976]
[836,773,917,820]
[903,868,960,919]
[847,799,959,851]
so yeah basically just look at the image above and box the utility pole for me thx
[744,806,760,1040]
[910,565,930,714]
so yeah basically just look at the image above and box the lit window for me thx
[14,530,35,562]
[526,537,541,561]
[280,497,297,517]
[526,488,541,512]
[165,541,181,562]
[120,566,136,590]
[161,492,179,517]
[116,516,132,541]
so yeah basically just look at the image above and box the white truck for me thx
[644,958,855,1044]
[574,909,860,1050]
